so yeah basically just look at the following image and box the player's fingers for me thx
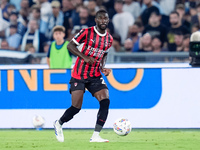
[89,60,94,64]
[105,70,111,76]
[93,59,99,63]
[88,58,94,64]
[91,59,97,64]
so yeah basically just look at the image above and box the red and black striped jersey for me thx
[71,26,113,80]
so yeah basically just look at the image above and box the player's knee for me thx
[98,95,109,101]
[100,99,110,110]
[94,89,109,101]
[72,104,82,109]
[72,99,83,109]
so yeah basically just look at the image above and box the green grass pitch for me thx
[0,129,200,150]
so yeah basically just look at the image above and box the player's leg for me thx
[86,77,110,142]
[59,90,84,125]
[54,90,84,142]
[93,89,110,133]
[54,78,85,142]
[90,89,110,142]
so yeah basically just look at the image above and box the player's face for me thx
[95,13,109,30]
[53,31,65,41]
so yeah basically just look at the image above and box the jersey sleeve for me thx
[72,29,87,46]
[105,35,113,53]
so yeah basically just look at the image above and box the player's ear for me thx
[95,17,97,24]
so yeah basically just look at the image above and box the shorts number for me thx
[100,77,106,85]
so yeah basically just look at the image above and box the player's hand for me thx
[83,56,98,65]
[101,68,111,76]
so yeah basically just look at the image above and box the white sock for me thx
[92,131,100,137]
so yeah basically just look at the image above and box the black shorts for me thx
[69,76,108,96]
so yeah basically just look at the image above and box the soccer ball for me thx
[113,118,131,136]
[32,115,45,128]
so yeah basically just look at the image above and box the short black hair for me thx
[174,31,183,36]
[10,10,18,16]
[31,5,41,13]
[196,3,200,8]
[134,21,143,28]
[170,11,179,17]
[183,34,190,40]
[10,24,17,29]
[152,35,161,41]
[95,9,108,18]
[150,10,160,16]
[115,0,123,4]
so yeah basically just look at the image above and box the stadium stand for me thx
[0,0,198,64]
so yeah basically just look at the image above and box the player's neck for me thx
[95,26,106,34]
[56,39,65,45]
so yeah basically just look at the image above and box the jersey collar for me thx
[94,26,107,37]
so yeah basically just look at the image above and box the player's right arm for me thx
[67,41,97,65]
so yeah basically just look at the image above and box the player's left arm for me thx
[100,53,111,76]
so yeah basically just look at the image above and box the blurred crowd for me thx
[0,0,199,54]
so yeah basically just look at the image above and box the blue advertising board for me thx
[0,68,162,109]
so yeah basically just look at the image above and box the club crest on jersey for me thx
[90,39,95,43]
[105,41,110,47]
[74,83,78,87]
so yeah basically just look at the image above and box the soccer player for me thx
[54,9,113,142]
